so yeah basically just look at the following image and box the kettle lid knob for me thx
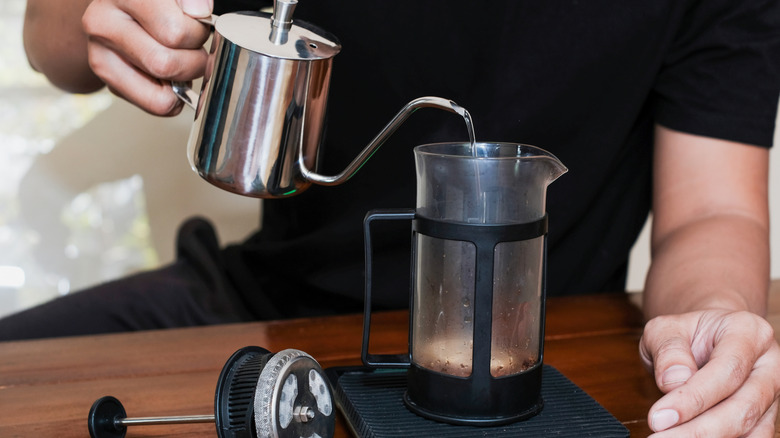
[215,2,340,60]
[271,0,297,31]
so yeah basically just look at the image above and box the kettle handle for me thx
[361,209,416,368]
[171,15,218,110]
[171,81,199,110]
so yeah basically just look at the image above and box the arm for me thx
[645,125,770,316]
[23,0,103,93]
[23,0,213,116]
[640,125,780,437]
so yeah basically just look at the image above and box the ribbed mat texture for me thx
[327,365,630,437]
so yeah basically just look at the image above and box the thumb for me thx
[178,0,214,18]
[639,316,697,393]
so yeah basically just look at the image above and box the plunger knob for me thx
[87,396,129,438]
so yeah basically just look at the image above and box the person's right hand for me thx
[82,0,214,116]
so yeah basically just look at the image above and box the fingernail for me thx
[662,365,692,386]
[179,0,212,17]
[651,409,680,432]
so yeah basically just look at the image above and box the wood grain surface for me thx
[2,288,779,437]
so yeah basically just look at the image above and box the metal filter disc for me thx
[253,349,335,438]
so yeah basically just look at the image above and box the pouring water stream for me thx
[452,105,486,223]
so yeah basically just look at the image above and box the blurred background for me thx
[0,1,259,318]
[0,1,778,319]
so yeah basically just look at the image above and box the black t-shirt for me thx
[215,1,780,318]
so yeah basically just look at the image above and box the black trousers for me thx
[0,218,252,341]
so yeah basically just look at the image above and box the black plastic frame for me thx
[362,210,549,425]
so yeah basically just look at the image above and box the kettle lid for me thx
[216,9,341,61]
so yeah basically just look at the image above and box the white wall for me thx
[0,92,261,316]
[18,97,262,263]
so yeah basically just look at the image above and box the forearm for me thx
[643,213,770,318]
[642,125,771,320]
[23,0,104,93]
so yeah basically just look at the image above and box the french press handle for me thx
[361,209,416,368]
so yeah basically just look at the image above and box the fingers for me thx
[744,398,779,438]
[93,43,185,116]
[649,346,780,437]
[82,0,211,115]
[643,311,780,436]
[177,0,214,19]
[120,0,212,49]
[639,313,698,392]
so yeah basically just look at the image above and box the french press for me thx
[363,142,567,425]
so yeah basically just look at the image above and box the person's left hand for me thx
[640,309,780,437]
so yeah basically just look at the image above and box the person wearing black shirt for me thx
[8,0,780,436]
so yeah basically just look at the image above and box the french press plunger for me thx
[88,347,335,438]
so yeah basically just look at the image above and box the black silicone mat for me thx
[326,365,629,438]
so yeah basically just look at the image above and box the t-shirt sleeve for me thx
[652,0,780,147]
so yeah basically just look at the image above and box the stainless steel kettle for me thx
[174,0,466,198]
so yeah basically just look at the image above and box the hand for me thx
[640,309,780,437]
[82,0,214,116]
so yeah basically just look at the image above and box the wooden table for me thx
[1,291,779,437]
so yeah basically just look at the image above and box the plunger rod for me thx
[116,414,214,426]
[89,396,218,438]
[90,394,315,438]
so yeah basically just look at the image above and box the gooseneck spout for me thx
[301,96,467,186]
